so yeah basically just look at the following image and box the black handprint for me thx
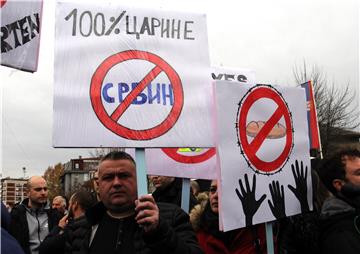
[288,160,310,213]
[268,180,286,219]
[235,173,266,226]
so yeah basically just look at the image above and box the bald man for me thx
[9,176,61,254]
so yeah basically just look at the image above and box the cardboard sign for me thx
[0,0,43,72]
[144,66,256,179]
[53,1,213,148]
[146,148,217,179]
[214,81,311,231]
[212,66,255,85]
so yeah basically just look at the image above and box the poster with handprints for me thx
[214,81,311,231]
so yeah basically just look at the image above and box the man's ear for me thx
[332,179,345,193]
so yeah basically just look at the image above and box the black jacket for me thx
[9,199,61,254]
[152,178,198,212]
[320,196,360,254]
[39,215,91,254]
[79,201,203,254]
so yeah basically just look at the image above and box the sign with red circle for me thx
[237,85,293,174]
[0,0,7,8]
[162,148,216,164]
[90,50,184,140]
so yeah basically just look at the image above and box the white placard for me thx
[146,148,217,179]
[0,0,43,72]
[53,1,213,148]
[212,66,255,85]
[215,81,311,231]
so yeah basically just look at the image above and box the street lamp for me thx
[22,167,26,178]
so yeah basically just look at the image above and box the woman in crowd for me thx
[190,179,267,254]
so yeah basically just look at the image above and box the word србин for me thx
[102,82,174,105]
[64,8,195,40]
[1,13,40,53]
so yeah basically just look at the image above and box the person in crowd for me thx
[91,170,100,201]
[39,190,96,254]
[79,151,203,254]
[9,176,61,254]
[149,175,198,211]
[191,180,200,198]
[190,179,266,254]
[276,164,331,254]
[318,148,360,254]
[52,195,67,216]
[1,202,25,254]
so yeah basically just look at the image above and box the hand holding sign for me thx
[235,173,266,226]
[268,180,286,219]
[288,160,310,213]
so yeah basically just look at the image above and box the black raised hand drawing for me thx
[288,160,310,213]
[268,180,286,219]
[235,173,266,226]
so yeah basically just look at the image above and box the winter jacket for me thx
[77,201,203,254]
[39,215,91,254]
[1,202,25,254]
[190,201,267,254]
[320,196,360,254]
[277,211,320,254]
[9,199,61,254]
[152,178,198,212]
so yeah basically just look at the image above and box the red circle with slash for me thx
[0,0,7,8]
[90,50,183,140]
[162,148,216,164]
[238,86,293,173]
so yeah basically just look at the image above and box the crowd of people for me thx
[1,147,360,254]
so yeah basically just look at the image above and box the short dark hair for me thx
[318,148,360,195]
[71,190,96,211]
[100,151,136,165]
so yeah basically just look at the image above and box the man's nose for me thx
[112,176,123,186]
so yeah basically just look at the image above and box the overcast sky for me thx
[1,0,359,178]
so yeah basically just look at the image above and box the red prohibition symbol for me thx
[237,85,294,174]
[0,0,7,8]
[162,148,216,164]
[90,50,184,140]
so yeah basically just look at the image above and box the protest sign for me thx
[53,1,213,147]
[145,66,255,179]
[0,0,43,72]
[212,66,255,85]
[214,81,311,231]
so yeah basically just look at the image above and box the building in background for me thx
[61,156,99,195]
[0,177,28,208]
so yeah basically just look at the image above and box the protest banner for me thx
[53,1,213,147]
[145,66,256,180]
[214,81,311,231]
[211,66,255,85]
[0,0,43,72]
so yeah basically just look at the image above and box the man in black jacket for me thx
[318,148,360,254]
[9,176,61,254]
[80,151,203,254]
[149,175,198,212]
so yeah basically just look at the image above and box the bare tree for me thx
[293,62,359,156]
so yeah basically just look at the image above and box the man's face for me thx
[28,178,48,206]
[52,198,66,213]
[209,180,218,214]
[344,156,360,187]
[149,175,174,190]
[98,159,137,212]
